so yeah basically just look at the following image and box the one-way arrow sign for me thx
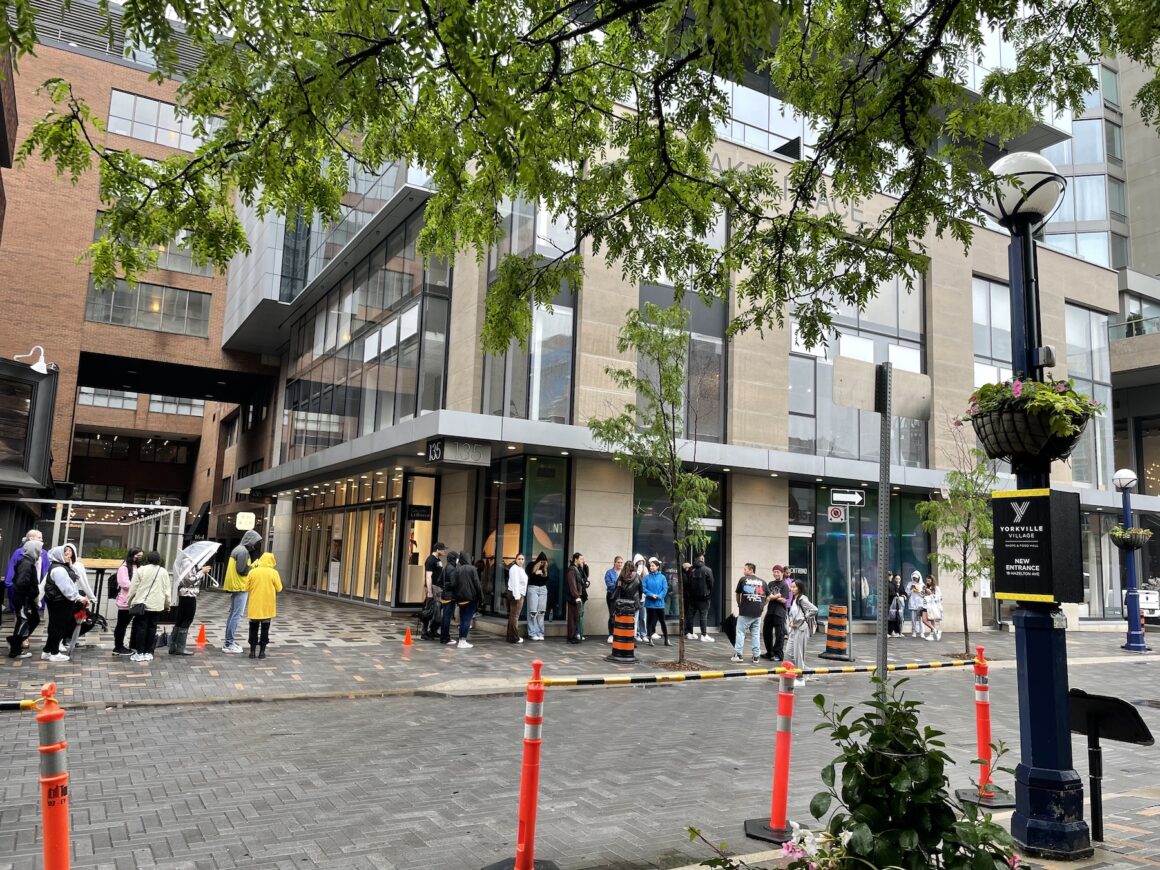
[831,489,866,507]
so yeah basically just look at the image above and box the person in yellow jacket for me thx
[245,553,282,659]
[222,530,263,653]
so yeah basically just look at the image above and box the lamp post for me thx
[1113,467,1150,653]
[978,152,1092,859]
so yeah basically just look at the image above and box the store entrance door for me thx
[373,502,401,606]
[787,527,815,609]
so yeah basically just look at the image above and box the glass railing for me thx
[1109,315,1160,341]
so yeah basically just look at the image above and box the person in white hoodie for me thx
[906,570,926,638]
[41,545,89,662]
[506,553,528,643]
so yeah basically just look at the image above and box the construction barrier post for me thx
[35,682,71,870]
[745,662,799,843]
[481,661,559,870]
[818,604,852,662]
[955,646,1014,808]
[605,602,638,664]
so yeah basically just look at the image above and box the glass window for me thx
[1071,119,1104,164]
[1106,122,1123,165]
[888,343,922,372]
[1073,176,1107,221]
[78,387,139,410]
[1076,232,1110,267]
[84,278,210,338]
[1041,138,1071,167]
[1045,233,1076,255]
[838,333,875,362]
[418,297,449,415]
[149,396,205,416]
[1049,183,1074,223]
[1100,66,1120,107]
[530,306,574,425]
[788,356,815,415]
[1082,64,1102,113]
[687,334,723,441]
[1108,177,1127,220]
[1111,233,1130,269]
[1066,305,1093,378]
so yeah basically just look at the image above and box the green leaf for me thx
[820,764,835,787]
[809,791,833,819]
[849,822,874,854]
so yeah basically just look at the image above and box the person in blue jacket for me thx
[642,556,670,646]
[5,529,50,616]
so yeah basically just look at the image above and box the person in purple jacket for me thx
[5,529,50,617]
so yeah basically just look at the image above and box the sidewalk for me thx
[1,590,1151,708]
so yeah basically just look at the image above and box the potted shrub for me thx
[965,376,1103,464]
[1110,524,1153,552]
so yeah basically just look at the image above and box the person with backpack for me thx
[111,547,143,656]
[684,554,715,643]
[125,550,171,663]
[41,544,90,662]
[787,577,818,687]
[438,550,462,645]
[887,583,906,638]
[5,529,49,619]
[6,539,44,658]
[452,552,483,649]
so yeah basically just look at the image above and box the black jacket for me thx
[12,554,40,593]
[688,564,714,600]
[453,564,483,605]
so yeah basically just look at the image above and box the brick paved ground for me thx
[0,590,1148,707]
[1,593,1158,870]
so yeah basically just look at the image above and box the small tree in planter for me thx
[589,301,717,666]
[916,421,998,660]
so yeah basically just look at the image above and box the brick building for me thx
[0,3,276,554]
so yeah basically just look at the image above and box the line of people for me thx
[886,570,944,640]
[731,563,818,686]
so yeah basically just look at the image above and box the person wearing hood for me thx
[41,544,90,662]
[438,550,462,645]
[632,553,648,642]
[223,530,263,654]
[525,551,550,641]
[111,547,144,656]
[6,539,45,658]
[450,552,482,649]
[126,551,172,662]
[906,570,926,638]
[245,553,283,659]
[5,529,50,617]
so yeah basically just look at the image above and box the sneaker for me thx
[752,655,760,664]
[457,639,473,649]
[935,629,942,641]
[607,635,614,644]
[130,653,144,662]
[686,633,697,640]
[46,652,70,663]
[223,643,243,654]
[651,633,661,640]
[144,653,154,661]
[41,652,53,661]
[112,647,132,656]
[794,678,806,688]
[444,640,458,645]
[730,654,744,663]
[517,637,524,644]
[16,651,32,659]
[701,634,714,642]
[924,633,934,641]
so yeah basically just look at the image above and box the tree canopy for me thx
[4,0,1156,351]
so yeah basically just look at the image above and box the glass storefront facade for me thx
[287,470,436,607]
[789,484,931,620]
[281,206,451,462]
[477,456,571,620]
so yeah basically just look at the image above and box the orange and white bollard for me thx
[35,682,71,870]
[481,660,559,870]
[745,661,799,843]
[956,646,1014,808]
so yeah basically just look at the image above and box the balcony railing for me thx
[1109,315,1160,341]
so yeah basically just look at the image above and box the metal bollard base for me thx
[744,818,795,844]
[480,860,560,870]
[955,787,1016,809]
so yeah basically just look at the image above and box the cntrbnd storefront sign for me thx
[991,488,1082,604]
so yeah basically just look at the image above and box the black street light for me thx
[978,151,1093,859]
[1113,467,1151,653]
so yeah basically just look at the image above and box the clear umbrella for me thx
[171,540,222,600]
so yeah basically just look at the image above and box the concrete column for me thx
[570,457,634,635]
[573,244,635,426]
[444,250,487,413]
[726,475,788,613]
[437,470,475,553]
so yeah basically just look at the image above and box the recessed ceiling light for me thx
[416,451,425,456]
[560,451,569,456]
[507,445,517,450]
[816,477,824,482]
[861,482,869,487]
[376,471,384,476]
[770,473,778,477]
[395,466,402,471]
[722,467,731,472]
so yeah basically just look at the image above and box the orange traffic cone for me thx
[196,624,207,645]
[403,627,413,647]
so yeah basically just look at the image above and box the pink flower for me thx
[1008,855,1022,869]
[1056,382,1067,393]
[1090,398,1099,406]
[953,418,963,428]
[1012,380,1023,398]
[782,843,806,858]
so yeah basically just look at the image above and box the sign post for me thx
[833,356,931,684]
[828,503,854,661]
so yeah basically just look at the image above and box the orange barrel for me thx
[605,604,638,664]
[818,604,852,662]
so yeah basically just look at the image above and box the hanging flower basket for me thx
[971,408,1087,463]
[1111,525,1153,552]
[965,376,1103,465]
